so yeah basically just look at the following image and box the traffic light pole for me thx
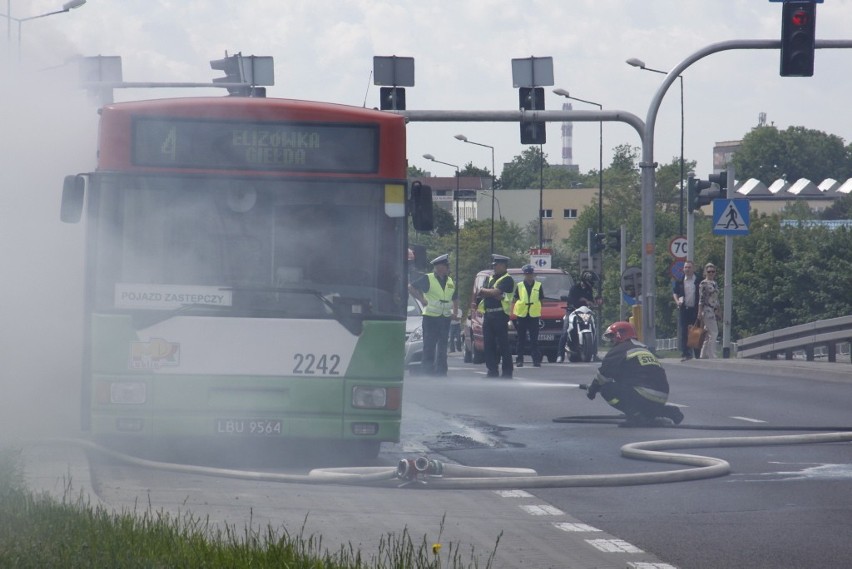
[639,38,852,351]
[722,163,735,358]
[397,38,852,352]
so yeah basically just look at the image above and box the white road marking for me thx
[586,538,644,553]
[494,489,533,498]
[730,416,767,423]
[628,563,679,569]
[520,504,564,516]
[553,522,601,532]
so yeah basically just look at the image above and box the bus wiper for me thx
[223,285,368,335]
[131,302,230,330]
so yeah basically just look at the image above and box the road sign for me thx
[669,236,688,259]
[530,253,551,269]
[621,266,642,301]
[713,199,750,236]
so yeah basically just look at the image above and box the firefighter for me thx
[477,254,515,378]
[513,264,543,367]
[586,321,684,427]
[408,254,458,376]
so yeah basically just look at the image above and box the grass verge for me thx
[0,446,499,569]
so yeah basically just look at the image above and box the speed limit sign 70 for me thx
[669,236,688,260]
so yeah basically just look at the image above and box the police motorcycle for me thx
[565,304,598,362]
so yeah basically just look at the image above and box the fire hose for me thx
[41,428,852,490]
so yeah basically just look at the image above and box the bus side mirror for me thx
[60,175,85,223]
[410,181,433,232]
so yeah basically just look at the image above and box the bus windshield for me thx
[93,174,407,321]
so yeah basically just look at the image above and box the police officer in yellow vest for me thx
[477,254,515,378]
[408,254,458,376]
[513,264,544,367]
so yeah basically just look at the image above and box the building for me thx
[412,176,599,245]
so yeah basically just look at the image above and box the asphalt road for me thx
[24,354,852,569]
[405,355,852,569]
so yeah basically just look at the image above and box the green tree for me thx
[460,162,491,178]
[731,216,852,336]
[407,164,428,178]
[431,204,455,236]
[500,146,596,189]
[734,125,849,182]
[501,147,548,189]
[821,193,852,220]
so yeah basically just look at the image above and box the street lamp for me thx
[2,0,86,62]
[454,134,496,256]
[627,57,686,236]
[552,88,603,235]
[423,153,461,281]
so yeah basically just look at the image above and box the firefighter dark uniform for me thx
[587,321,684,426]
[409,254,458,376]
[478,254,515,378]
[513,264,543,367]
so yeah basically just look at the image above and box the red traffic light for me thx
[791,9,809,26]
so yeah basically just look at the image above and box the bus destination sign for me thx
[132,117,379,173]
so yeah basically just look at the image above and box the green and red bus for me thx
[61,96,430,457]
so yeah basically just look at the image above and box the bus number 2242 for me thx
[292,353,342,375]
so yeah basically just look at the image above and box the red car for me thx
[462,267,575,364]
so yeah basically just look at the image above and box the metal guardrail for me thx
[735,315,852,363]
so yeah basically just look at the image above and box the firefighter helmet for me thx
[603,321,636,344]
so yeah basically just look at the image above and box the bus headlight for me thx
[352,386,387,409]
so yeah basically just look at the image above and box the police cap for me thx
[430,253,450,266]
[522,264,535,274]
[491,254,510,265]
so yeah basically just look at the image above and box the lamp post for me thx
[423,153,461,281]
[454,134,496,256]
[2,0,86,62]
[626,57,685,237]
[552,88,603,235]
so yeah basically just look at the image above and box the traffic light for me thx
[591,232,606,254]
[519,87,546,144]
[210,54,250,96]
[708,172,728,200]
[607,229,621,252]
[780,1,816,77]
[210,53,274,97]
[688,177,718,213]
[379,87,406,110]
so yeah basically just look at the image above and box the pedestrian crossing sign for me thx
[712,199,750,236]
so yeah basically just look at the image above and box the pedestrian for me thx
[513,264,544,367]
[448,315,462,353]
[408,253,459,376]
[477,254,515,378]
[672,260,701,361]
[585,321,684,427]
[697,262,722,359]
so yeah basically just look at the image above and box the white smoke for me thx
[0,55,99,442]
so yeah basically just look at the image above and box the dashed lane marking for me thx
[553,522,601,532]
[730,416,766,423]
[519,504,564,516]
[586,538,644,553]
[628,563,679,569]
[494,489,533,498]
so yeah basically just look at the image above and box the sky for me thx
[6,0,852,179]
[1,1,852,438]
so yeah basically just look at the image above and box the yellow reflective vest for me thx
[422,273,455,317]
[477,273,512,315]
[513,280,542,317]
